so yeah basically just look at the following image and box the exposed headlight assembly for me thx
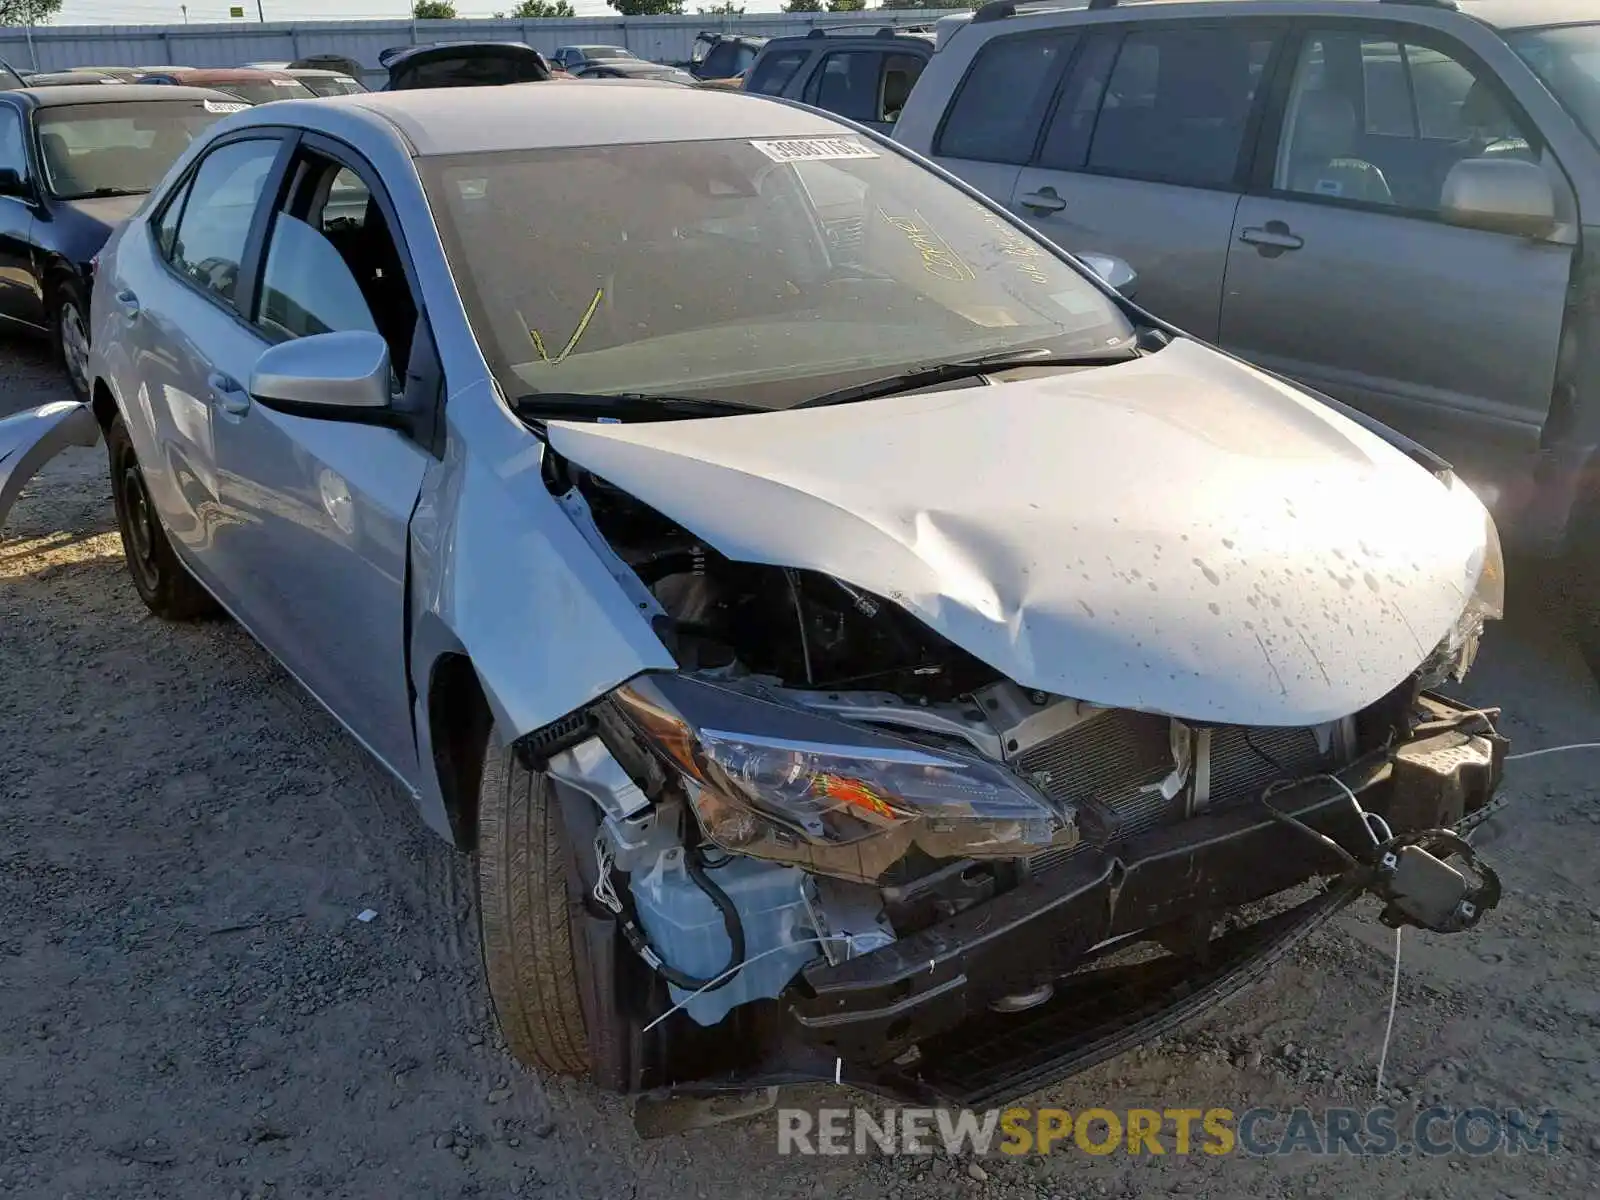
[612,675,1076,883]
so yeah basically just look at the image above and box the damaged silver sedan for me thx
[1,82,1508,1110]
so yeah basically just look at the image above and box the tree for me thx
[0,0,62,25]
[698,1,743,12]
[782,0,822,10]
[412,0,457,18]
[606,0,685,14]
[827,0,867,10]
[508,0,575,13]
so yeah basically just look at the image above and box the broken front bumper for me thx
[0,401,98,533]
[767,699,1505,1106]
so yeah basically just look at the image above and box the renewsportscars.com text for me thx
[777,1106,1563,1158]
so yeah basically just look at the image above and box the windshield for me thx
[36,100,232,199]
[213,78,316,104]
[1508,24,1600,149]
[422,137,1134,411]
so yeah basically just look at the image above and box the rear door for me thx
[1008,21,1284,342]
[923,29,1079,212]
[132,133,287,590]
[1218,23,1573,472]
[207,138,433,783]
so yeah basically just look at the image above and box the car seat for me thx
[1287,90,1394,204]
[39,131,76,194]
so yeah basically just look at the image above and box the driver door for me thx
[206,140,436,784]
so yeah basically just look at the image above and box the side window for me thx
[258,153,417,373]
[1038,34,1120,170]
[807,51,883,123]
[0,107,26,180]
[169,138,278,310]
[938,32,1078,163]
[257,213,379,342]
[747,50,809,97]
[702,43,739,79]
[880,53,925,123]
[1275,31,1537,214]
[154,174,193,261]
[1087,26,1277,187]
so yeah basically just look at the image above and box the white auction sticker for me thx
[750,137,878,163]
[202,99,250,113]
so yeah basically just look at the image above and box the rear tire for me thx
[106,414,218,621]
[476,721,593,1077]
[49,276,91,405]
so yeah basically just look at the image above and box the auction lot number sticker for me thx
[752,137,879,163]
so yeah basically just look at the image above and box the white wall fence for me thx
[0,13,961,82]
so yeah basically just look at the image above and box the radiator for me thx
[1020,714,1328,875]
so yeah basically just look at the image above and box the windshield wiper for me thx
[513,391,763,423]
[789,347,1138,411]
[65,186,146,199]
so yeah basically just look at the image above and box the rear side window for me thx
[1086,26,1277,187]
[747,50,808,97]
[168,138,278,310]
[938,32,1078,163]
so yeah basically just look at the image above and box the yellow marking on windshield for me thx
[526,287,605,365]
[877,208,976,283]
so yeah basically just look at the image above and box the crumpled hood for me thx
[546,339,1496,726]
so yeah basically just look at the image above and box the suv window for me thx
[1275,31,1536,213]
[938,32,1078,163]
[804,50,926,124]
[169,139,278,310]
[747,49,809,97]
[1087,26,1276,188]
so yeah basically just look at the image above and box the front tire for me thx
[106,414,217,620]
[477,721,593,1076]
[49,276,91,405]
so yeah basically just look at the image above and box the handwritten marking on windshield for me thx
[524,288,604,366]
[877,208,975,283]
[980,215,1051,286]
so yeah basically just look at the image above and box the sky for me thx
[60,0,789,21]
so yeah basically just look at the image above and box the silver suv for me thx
[894,0,1600,665]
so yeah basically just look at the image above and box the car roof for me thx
[7,83,236,107]
[962,0,1597,34]
[150,67,293,81]
[766,26,934,47]
[248,80,851,156]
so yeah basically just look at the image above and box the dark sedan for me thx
[0,84,249,399]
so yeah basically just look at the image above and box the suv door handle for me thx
[1018,187,1067,214]
[207,371,251,416]
[1239,224,1305,252]
[114,288,140,321]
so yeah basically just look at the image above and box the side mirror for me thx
[249,330,391,416]
[0,166,30,198]
[1077,252,1138,299]
[1440,157,1556,238]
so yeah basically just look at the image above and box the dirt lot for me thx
[2,342,1598,1200]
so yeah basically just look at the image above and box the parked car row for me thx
[0,71,1511,1117]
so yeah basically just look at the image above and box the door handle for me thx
[1018,187,1067,214]
[1239,224,1305,252]
[207,371,251,416]
[114,288,140,321]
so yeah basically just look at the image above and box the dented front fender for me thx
[0,401,99,534]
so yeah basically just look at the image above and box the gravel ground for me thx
[2,342,1598,1200]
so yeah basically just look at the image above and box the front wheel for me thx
[106,414,218,621]
[49,276,91,405]
[476,721,593,1076]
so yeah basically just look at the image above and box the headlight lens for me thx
[612,675,1076,883]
